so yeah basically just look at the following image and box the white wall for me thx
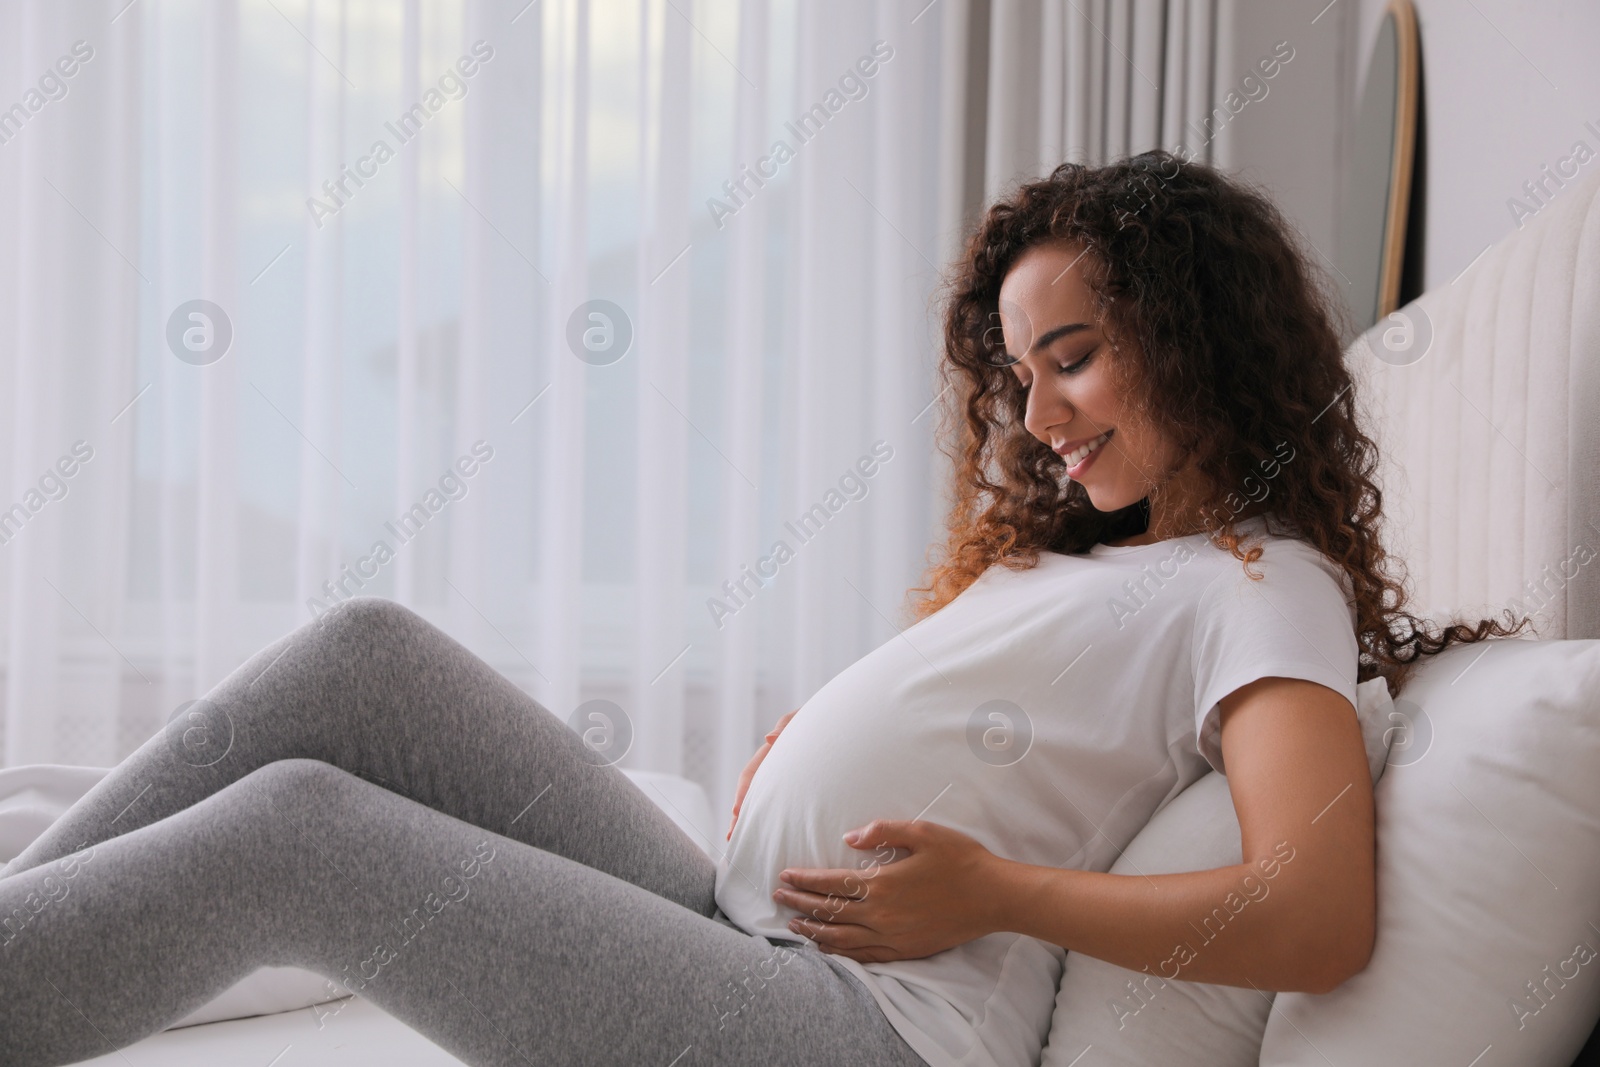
[1351,0,1600,290]
[1211,0,1600,303]
[1211,0,1350,274]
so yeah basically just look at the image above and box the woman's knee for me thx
[234,758,365,814]
[309,596,426,647]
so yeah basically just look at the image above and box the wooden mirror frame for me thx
[1377,0,1419,319]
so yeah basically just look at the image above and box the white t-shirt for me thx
[713,514,1361,1067]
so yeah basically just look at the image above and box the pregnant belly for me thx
[714,698,965,939]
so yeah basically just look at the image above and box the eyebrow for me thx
[1004,321,1093,363]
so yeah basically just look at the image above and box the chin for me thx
[1081,484,1132,513]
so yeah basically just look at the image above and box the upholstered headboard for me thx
[1350,167,1600,642]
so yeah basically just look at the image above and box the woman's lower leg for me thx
[2,597,714,915]
[0,759,925,1067]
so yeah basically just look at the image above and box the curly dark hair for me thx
[905,149,1532,696]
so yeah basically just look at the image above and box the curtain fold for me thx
[534,0,587,728]
[196,0,240,694]
[987,0,1221,197]
[633,0,691,777]
[711,0,769,800]
[4,2,57,766]
[0,0,964,831]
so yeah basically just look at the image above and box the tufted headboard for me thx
[1349,167,1600,643]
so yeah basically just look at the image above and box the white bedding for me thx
[73,996,465,1066]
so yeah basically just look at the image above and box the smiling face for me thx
[995,240,1199,536]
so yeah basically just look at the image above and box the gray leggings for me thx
[0,597,929,1067]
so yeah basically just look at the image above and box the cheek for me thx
[1110,425,1166,470]
[1046,368,1107,424]
[1115,429,1187,490]
[1093,408,1164,484]
[1081,358,1126,410]
[1073,368,1128,436]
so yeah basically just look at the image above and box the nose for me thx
[1023,372,1071,443]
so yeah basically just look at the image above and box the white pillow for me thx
[1260,638,1600,1066]
[1040,675,1397,1066]
[0,764,114,866]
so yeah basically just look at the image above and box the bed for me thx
[71,997,462,1067]
[6,167,1600,1065]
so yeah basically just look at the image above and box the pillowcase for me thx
[1260,638,1600,1066]
[1040,675,1397,1066]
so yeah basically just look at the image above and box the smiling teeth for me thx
[1064,431,1110,467]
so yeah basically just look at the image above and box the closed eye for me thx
[1016,348,1095,390]
[1059,349,1095,375]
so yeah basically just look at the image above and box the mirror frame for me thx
[1377,0,1419,319]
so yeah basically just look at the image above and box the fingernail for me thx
[843,830,860,844]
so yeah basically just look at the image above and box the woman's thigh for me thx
[0,760,924,1067]
[7,598,715,917]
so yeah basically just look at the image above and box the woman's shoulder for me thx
[1199,514,1353,600]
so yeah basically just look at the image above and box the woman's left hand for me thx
[770,820,1008,963]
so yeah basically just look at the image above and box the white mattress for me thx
[74,996,465,1066]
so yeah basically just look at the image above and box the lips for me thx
[1054,429,1114,466]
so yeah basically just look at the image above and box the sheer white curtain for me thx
[985,0,1222,193]
[0,0,972,826]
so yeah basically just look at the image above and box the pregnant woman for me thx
[0,151,1526,1067]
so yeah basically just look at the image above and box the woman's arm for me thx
[986,676,1376,993]
[776,676,1376,994]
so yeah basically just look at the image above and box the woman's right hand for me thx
[726,709,798,840]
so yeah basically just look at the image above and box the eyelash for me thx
[1019,348,1094,389]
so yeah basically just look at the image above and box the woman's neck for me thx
[1103,500,1273,549]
